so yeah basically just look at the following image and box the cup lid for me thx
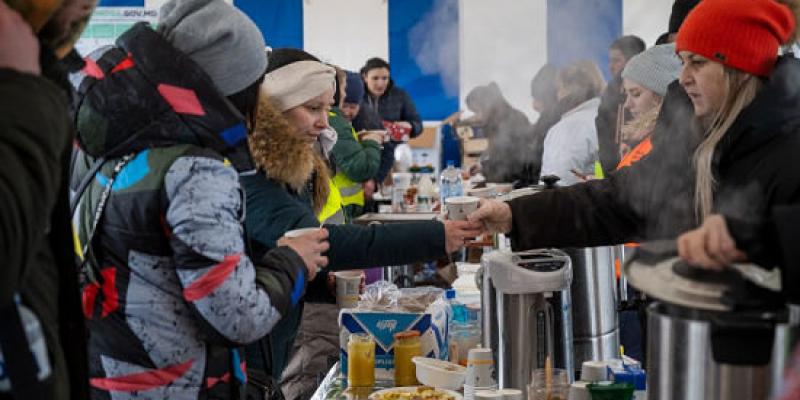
[394,330,421,340]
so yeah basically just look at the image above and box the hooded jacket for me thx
[241,97,447,381]
[507,56,800,279]
[71,23,306,399]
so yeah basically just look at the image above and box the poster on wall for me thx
[75,7,159,56]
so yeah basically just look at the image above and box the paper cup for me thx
[334,271,362,309]
[445,196,480,221]
[283,227,320,238]
[466,346,495,389]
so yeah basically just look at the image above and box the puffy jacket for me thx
[71,24,305,399]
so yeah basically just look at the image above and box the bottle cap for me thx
[446,289,456,299]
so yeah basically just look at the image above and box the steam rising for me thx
[408,0,459,97]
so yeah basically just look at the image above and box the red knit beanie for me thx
[676,0,796,77]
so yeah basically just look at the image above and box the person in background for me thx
[243,49,482,399]
[329,68,382,221]
[615,43,682,170]
[469,0,800,285]
[0,0,97,398]
[70,1,328,398]
[667,0,701,43]
[528,64,563,183]
[540,60,605,186]
[359,57,423,189]
[595,35,646,176]
[463,82,534,185]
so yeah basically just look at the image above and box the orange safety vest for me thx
[613,136,652,278]
[615,136,653,171]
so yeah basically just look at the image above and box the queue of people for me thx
[3,0,800,399]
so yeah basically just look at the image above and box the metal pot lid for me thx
[626,256,732,311]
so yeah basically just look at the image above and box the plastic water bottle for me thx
[439,162,464,204]
[445,289,468,325]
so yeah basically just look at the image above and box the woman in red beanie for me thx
[671,0,798,267]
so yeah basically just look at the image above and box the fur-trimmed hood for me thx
[248,97,330,214]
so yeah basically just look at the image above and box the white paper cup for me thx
[283,227,321,238]
[466,346,495,389]
[445,196,480,221]
[334,271,362,309]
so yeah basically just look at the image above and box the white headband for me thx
[260,60,336,112]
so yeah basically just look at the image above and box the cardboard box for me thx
[408,126,438,148]
[339,303,449,381]
[462,138,488,155]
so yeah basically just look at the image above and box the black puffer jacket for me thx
[363,80,423,182]
[508,56,800,275]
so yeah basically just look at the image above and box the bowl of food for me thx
[369,386,462,400]
[412,357,467,390]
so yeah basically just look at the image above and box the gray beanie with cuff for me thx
[621,43,681,96]
[157,0,268,96]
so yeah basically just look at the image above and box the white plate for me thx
[368,386,463,400]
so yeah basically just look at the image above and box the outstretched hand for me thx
[467,198,512,235]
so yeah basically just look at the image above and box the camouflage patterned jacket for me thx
[71,23,306,400]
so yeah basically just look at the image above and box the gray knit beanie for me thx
[621,43,681,96]
[157,0,268,96]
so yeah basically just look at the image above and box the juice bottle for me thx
[393,330,422,386]
[347,333,375,387]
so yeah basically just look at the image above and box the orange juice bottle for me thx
[347,333,375,387]
[393,330,422,386]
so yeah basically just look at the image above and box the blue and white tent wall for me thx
[93,0,674,122]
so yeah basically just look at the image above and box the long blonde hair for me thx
[693,67,762,220]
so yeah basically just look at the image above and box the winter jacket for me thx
[363,81,423,183]
[540,98,601,186]
[595,77,629,175]
[329,108,381,183]
[0,50,87,400]
[528,107,564,182]
[242,100,447,382]
[70,24,305,399]
[328,107,381,219]
[507,56,800,277]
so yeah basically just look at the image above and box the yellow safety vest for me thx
[330,116,365,207]
[318,179,346,225]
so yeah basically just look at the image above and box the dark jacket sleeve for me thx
[399,89,424,137]
[0,69,71,305]
[326,221,446,270]
[243,175,447,270]
[329,111,381,182]
[507,172,642,250]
